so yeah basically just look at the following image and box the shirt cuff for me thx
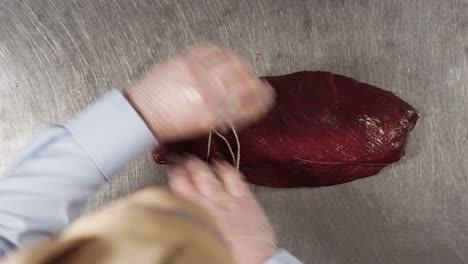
[265,249,303,264]
[65,89,156,180]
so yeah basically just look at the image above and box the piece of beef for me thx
[153,71,419,188]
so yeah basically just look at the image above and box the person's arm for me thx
[1,44,288,261]
[0,92,301,263]
[0,90,155,254]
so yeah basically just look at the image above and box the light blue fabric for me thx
[0,89,301,263]
[0,90,156,252]
[266,249,303,264]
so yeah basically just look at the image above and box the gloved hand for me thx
[125,43,274,142]
[168,157,277,264]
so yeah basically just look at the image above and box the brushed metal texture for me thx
[0,0,467,263]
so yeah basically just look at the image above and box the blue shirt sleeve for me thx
[266,249,303,264]
[0,90,156,253]
[0,89,301,263]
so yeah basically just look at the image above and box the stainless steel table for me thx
[1,0,467,263]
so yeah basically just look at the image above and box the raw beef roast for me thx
[153,71,419,188]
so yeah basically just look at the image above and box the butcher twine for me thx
[205,124,240,171]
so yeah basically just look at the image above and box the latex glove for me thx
[168,157,277,264]
[125,43,274,142]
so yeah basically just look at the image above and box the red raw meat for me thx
[153,71,419,188]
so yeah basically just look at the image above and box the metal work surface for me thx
[1,0,467,263]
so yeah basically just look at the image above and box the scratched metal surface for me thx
[0,0,467,263]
